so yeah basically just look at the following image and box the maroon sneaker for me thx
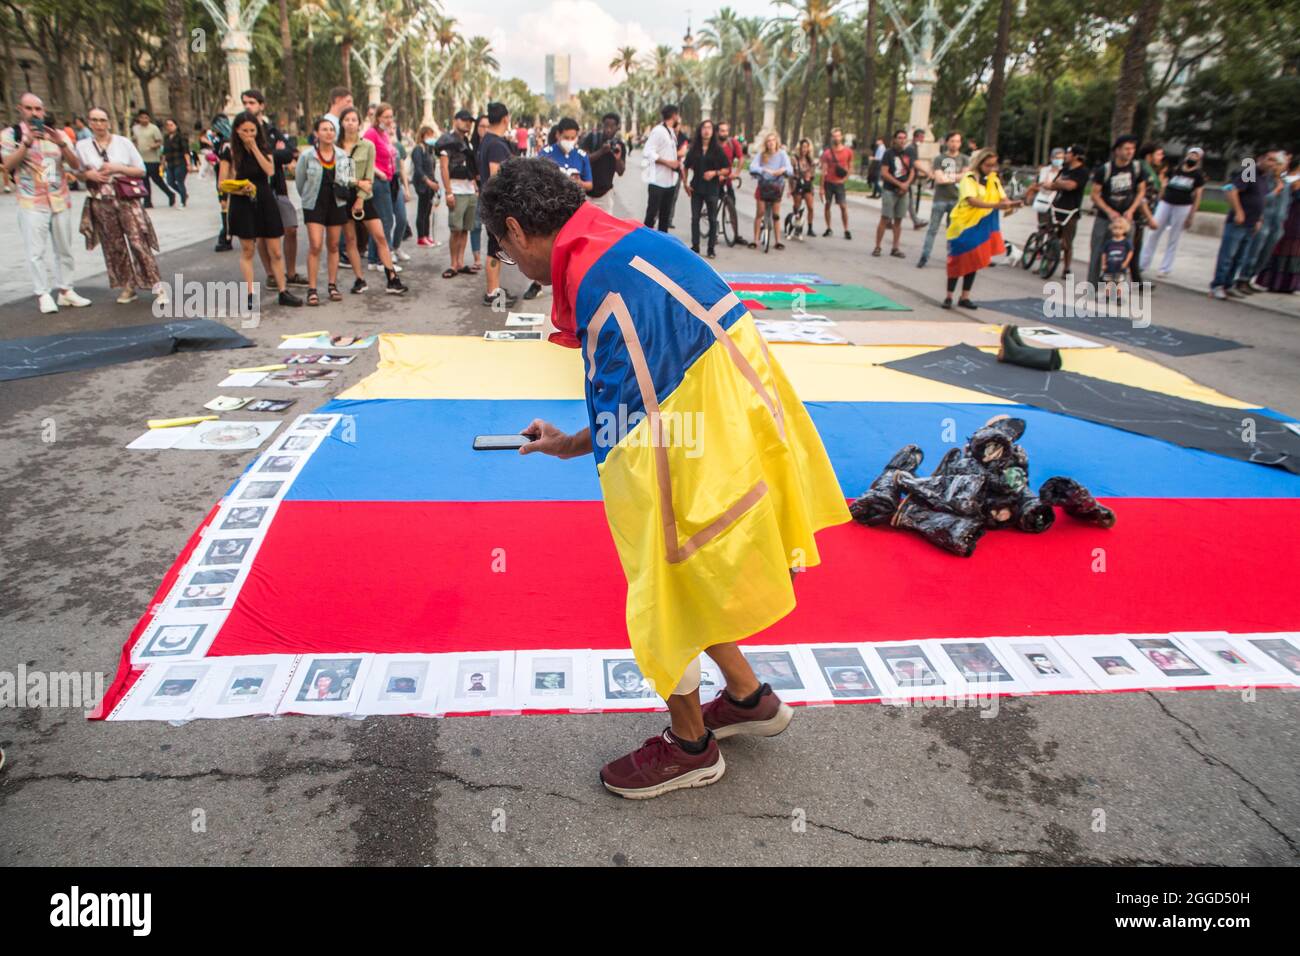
[702,684,794,740]
[600,730,726,800]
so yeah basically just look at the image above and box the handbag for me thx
[91,140,148,200]
[758,178,784,203]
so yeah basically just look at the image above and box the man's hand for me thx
[520,420,591,459]
[446,192,456,209]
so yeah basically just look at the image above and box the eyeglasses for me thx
[491,238,516,265]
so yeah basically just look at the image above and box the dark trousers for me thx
[143,161,175,208]
[164,161,188,205]
[645,184,674,232]
[690,190,720,253]
[416,190,435,240]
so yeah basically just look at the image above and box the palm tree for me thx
[861,0,878,145]
[983,0,1014,149]
[699,8,740,126]
[278,0,300,131]
[729,16,766,138]
[1111,0,1164,139]
[319,0,367,91]
[610,44,638,131]
[777,0,842,146]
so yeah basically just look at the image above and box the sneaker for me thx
[915,256,928,269]
[57,289,91,308]
[1225,288,1246,299]
[351,278,368,294]
[385,273,409,295]
[1210,287,1227,300]
[822,228,832,237]
[278,289,304,307]
[599,729,726,800]
[417,237,433,247]
[38,293,58,314]
[702,684,794,740]
[913,220,928,230]
[396,248,411,262]
[522,281,543,300]
[116,289,138,304]
[844,230,852,240]
[1235,282,1255,295]
[1157,270,1171,278]
[1248,278,1268,292]
[286,273,310,287]
[214,241,233,252]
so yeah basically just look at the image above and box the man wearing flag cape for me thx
[480,158,848,799]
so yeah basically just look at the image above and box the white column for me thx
[223,31,253,117]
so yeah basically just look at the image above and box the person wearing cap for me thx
[1140,146,1206,277]
[434,109,478,280]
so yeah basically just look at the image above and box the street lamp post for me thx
[198,0,271,117]
[879,0,987,158]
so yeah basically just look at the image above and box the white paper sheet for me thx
[277,655,373,716]
[442,653,517,713]
[935,639,1034,698]
[191,656,298,719]
[218,371,268,387]
[126,426,195,450]
[131,611,225,664]
[588,650,666,711]
[1017,326,1106,349]
[354,655,446,716]
[803,645,888,702]
[111,663,215,721]
[1000,637,1100,693]
[1056,634,1180,690]
[506,312,546,327]
[204,396,252,411]
[513,650,592,711]
[738,646,824,704]
[279,334,377,350]
[173,420,280,451]
[869,641,958,701]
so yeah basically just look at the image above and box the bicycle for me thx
[1019,204,1078,279]
[719,174,740,247]
[751,170,786,253]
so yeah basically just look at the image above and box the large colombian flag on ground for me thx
[98,240,1300,719]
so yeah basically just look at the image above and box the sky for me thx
[452,0,782,94]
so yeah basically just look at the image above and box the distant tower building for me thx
[682,18,698,62]
[545,53,571,104]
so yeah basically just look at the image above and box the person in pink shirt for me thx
[362,104,401,271]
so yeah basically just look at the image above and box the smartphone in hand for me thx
[473,434,529,451]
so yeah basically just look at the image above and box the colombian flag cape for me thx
[550,202,850,694]
[946,171,1007,278]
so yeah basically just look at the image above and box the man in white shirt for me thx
[642,104,682,232]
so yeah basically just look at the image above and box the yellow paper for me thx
[148,415,218,429]
[281,331,328,339]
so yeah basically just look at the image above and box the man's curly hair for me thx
[479,157,587,239]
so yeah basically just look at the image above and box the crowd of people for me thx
[5,86,1298,319]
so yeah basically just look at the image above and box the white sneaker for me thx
[57,289,91,308]
[1210,287,1226,300]
[396,249,411,262]
[117,289,138,304]
[38,293,58,314]
[1156,270,1171,278]
[1249,279,1267,292]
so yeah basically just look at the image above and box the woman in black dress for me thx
[682,119,731,258]
[219,110,301,307]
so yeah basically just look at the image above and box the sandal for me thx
[775,242,785,250]
[328,284,342,302]
[306,289,320,307]
[747,241,757,249]
[443,268,458,279]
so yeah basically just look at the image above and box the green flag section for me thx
[735,285,911,312]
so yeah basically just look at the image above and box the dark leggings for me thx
[946,273,976,295]
[416,190,435,240]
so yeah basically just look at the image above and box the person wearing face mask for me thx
[412,125,442,248]
[1032,148,1066,227]
[1139,146,1206,277]
[527,118,593,299]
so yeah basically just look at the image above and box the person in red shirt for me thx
[514,123,529,155]
[820,126,854,239]
[716,121,744,245]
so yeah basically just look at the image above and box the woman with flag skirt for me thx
[943,148,1021,309]
[480,158,849,800]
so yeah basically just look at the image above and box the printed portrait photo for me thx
[877,646,943,688]
[604,660,656,699]
[743,651,804,690]
[295,657,362,702]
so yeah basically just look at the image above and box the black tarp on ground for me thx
[978,297,1245,356]
[882,343,1300,474]
[0,320,253,382]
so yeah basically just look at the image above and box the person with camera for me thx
[1,92,90,314]
[581,112,626,214]
[820,126,854,239]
